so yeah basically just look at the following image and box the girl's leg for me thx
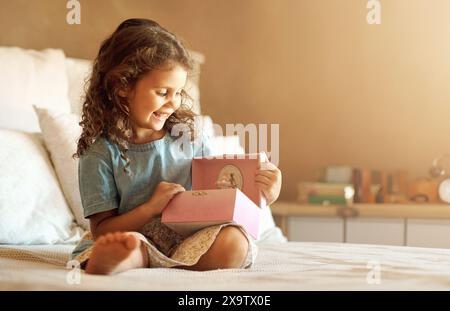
[179,226,249,271]
[85,232,149,275]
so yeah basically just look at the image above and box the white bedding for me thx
[1,242,450,290]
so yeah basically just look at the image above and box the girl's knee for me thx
[215,227,249,267]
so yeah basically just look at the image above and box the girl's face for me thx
[126,64,188,141]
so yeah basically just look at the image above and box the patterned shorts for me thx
[71,218,258,269]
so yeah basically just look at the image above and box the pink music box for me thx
[161,153,267,239]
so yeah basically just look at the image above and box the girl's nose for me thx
[166,94,181,109]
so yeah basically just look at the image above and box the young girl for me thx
[71,18,282,275]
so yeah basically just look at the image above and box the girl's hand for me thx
[254,162,282,206]
[145,181,185,216]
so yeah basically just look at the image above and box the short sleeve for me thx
[78,153,119,218]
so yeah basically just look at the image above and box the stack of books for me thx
[299,166,411,205]
[297,182,355,205]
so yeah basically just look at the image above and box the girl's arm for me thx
[89,201,156,239]
[89,181,185,239]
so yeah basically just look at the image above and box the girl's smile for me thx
[152,111,171,121]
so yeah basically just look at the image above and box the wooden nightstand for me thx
[271,201,450,247]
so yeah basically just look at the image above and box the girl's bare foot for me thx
[85,232,149,275]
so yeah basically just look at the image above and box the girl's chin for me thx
[132,121,164,133]
[149,114,168,126]
[144,124,164,132]
[133,114,168,130]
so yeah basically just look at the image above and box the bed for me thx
[2,48,450,292]
[2,242,450,290]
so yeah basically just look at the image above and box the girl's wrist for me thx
[138,201,158,220]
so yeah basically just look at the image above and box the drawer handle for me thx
[337,206,359,218]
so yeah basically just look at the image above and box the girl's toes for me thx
[124,235,138,250]
[114,232,124,241]
[97,235,107,245]
[105,233,115,243]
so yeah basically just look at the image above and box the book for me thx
[161,153,268,239]
[297,182,354,205]
[308,194,347,205]
[319,165,353,184]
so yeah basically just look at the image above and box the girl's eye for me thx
[157,90,168,97]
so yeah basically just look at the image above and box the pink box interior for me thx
[192,154,266,208]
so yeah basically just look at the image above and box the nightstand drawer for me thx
[288,217,344,242]
[346,218,405,246]
[407,219,450,248]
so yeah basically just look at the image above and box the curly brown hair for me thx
[74,18,197,171]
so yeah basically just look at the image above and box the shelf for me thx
[270,201,450,219]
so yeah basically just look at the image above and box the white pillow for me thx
[65,57,92,116]
[0,47,71,132]
[0,129,82,244]
[33,106,88,230]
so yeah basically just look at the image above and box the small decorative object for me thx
[429,154,450,203]
[408,178,439,203]
[439,179,450,203]
[383,170,409,203]
[429,154,450,178]
[215,164,243,190]
[352,168,372,203]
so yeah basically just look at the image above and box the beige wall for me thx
[2,0,450,202]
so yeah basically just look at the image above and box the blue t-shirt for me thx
[79,130,213,219]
